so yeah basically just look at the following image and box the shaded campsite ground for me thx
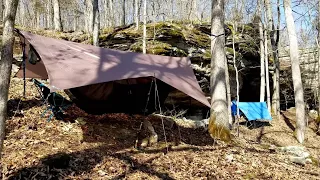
[0,78,319,179]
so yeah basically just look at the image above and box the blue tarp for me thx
[231,101,272,121]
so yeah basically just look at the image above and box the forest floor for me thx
[1,77,320,180]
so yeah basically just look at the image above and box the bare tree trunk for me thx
[232,23,240,134]
[43,11,47,29]
[109,0,114,27]
[142,0,146,54]
[317,1,320,131]
[85,0,94,33]
[0,0,19,159]
[234,0,239,31]
[188,0,197,23]
[15,1,19,25]
[32,8,36,29]
[177,0,182,21]
[53,0,62,31]
[265,29,271,112]
[225,58,232,125]
[258,0,265,102]
[265,0,280,117]
[284,0,306,143]
[103,0,108,28]
[170,0,174,21]
[208,0,231,142]
[36,11,40,29]
[92,0,99,46]
[191,0,197,22]
[24,1,33,28]
[181,0,187,21]
[135,0,139,30]
[121,0,126,26]
[317,35,320,131]
[141,0,157,146]
[275,0,281,116]
[74,12,78,31]
[84,1,89,32]
[0,0,3,24]
[17,0,25,27]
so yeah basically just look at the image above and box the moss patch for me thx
[99,34,109,42]
[149,22,185,41]
[208,113,232,143]
[184,28,210,48]
[226,47,241,57]
[203,49,211,59]
[310,156,320,167]
[130,40,187,57]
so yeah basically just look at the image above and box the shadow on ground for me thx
[6,105,215,179]
[239,120,271,130]
[7,98,43,118]
[7,140,220,180]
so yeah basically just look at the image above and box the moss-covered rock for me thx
[202,49,211,60]
[130,41,180,56]
[226,47,241,58]
[149,22,184,40]
[183,27,210,48]
[130,41,187,57]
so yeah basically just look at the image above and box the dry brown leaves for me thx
[1,77,320,179]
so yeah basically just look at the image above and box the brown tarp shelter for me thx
[15,30,210,114]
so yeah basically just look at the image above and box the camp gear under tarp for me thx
[15,29,210,115]
[33,79,73,120]
[231,101,272,121]
[67,77,172,114]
